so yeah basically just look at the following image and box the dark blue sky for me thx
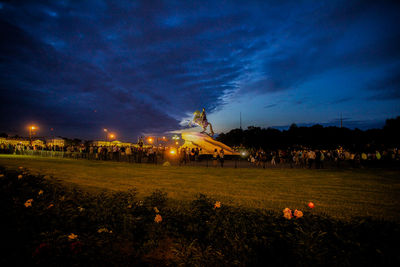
[1,0,399,141]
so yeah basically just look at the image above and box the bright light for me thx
[169,149,176,155]
[148,138,153,143]
[175,141,179,145]
[103,128,108,132]
[162,136,166,140]
[241,152,247,156]
[31,126,36,130]
[109,133,115,139]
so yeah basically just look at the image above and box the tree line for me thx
[216,116,400,150]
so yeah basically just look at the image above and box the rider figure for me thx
[200,108,207,124]
[200,108,214,136]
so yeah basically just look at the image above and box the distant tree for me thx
[289,123,298,131]
[62,137,82,146]
[217,117,399,149]
[383,116,400,145]
[0,133,8,138]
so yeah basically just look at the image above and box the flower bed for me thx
[0,166,399,266]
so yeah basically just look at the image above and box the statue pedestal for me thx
[180,132,238,155]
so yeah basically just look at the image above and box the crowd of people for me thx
[246,147,400,168]
[0,142,166,164]
[0,141,399,168]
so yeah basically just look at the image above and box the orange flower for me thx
[154,214,162,223]
[68,233,78,240]
[47,204,54,209]
[18,175,23,179]
[24,199,33,208]
[308,202,315,209]
[294,209,303,219]
[18,166,23,170]
[214,201,221,209]
[283,208,292,220]
[98,228,111,233]
[38,190,43,196]
[154,207,159,213]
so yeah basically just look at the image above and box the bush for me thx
[0,166,399,266]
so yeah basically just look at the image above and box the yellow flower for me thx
[154,214,162,223]
[68,233,78,240]
[154,207,159,213]
[294,209,303,219]
[24,199,33,208]
[98,228,112,234]
[18,175,23,179]
[38,190,43,196]
[214,201,221,209]
[283,208,292,220]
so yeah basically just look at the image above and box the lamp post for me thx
[103,128,108,142]
[28,125,37,145]
[172,135,180,147]
[108,133,116,144]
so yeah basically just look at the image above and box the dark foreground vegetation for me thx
[1,167,399,266]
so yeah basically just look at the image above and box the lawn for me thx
[1,154,399,221]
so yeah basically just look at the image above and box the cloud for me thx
[366,68,400,100]
[0,0,399,139]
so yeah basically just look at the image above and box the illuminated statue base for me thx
[180,132,238,155]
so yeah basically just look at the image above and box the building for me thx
[46,138,65,147]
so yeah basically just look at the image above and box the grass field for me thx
[1,154,399,221]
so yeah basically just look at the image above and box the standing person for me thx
[315,150,321,169]
[308,150,316,169]
[219,149,224,167]
[271,151,276,167]
[213,149,219,167]
[126,146,132,163]
[320,151,325,169]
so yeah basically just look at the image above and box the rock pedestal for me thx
[180,132,238,155]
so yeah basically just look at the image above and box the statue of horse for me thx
[190,110,214,136]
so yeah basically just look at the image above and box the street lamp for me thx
[172,135,180,147]
[103,128,108,142]
[28,125,37,145]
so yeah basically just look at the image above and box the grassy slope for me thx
[1,154,399,221]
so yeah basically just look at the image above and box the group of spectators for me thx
[0,143,166,164]
[247,147,400,168]
[1,142,399,169]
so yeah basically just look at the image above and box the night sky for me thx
[1,0,399,141]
